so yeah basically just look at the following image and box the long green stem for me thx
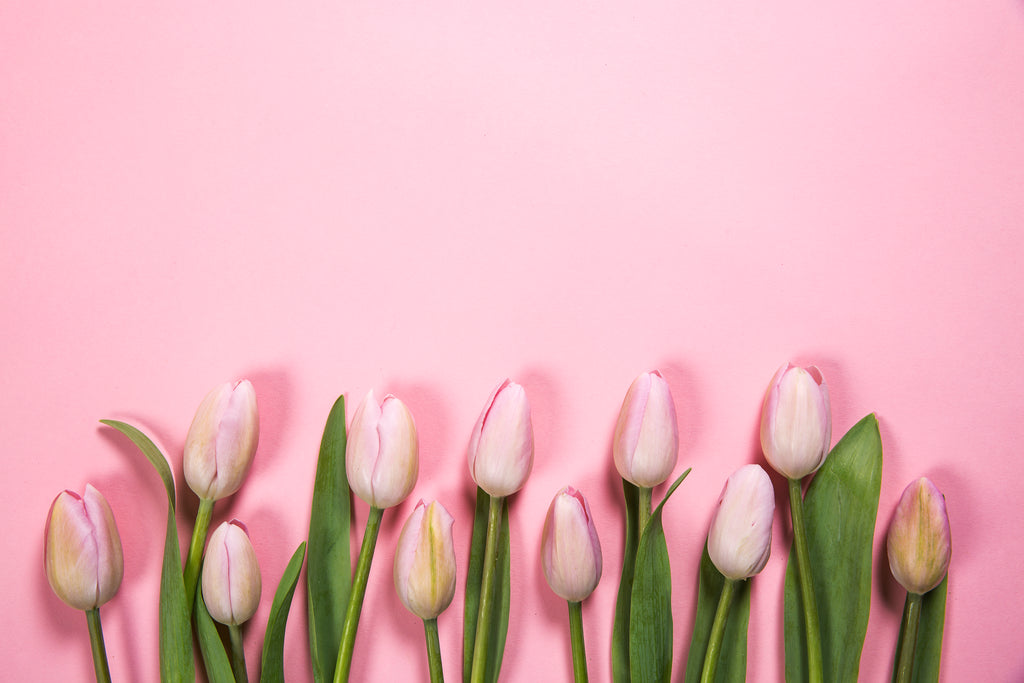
[700,578,738,683]
[86,608,112,683]
[334,505,384,683]
[567,601,588,683]
[183,497,215,613]
[424,617,444,683]
[637,486,653,535]
[469,495,504,683]
[894,592,923,683]
[228,623,248,683]
[789,478,823,683]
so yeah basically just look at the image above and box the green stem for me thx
[894,592,923,683]
[334,505,384,683]
[567,601,588,683]
[86,608,112,683]
[424,617,444,683]
[637,486,653,535]
[469,495,504,683]
[789,478,823,683]
[700,578,738,683]
[183,497,215,613]
[228,623,248,683]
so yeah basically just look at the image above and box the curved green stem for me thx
[228,623,248,683]
[700,578,738,683]
[86,608,112,683]
[568,601,588,683]
[789,478,823,683]
[894,592,923,683]
[469,495,504,683]
[334,505,384,683]
[183,497,215,614]
[637,486,653,535]
[424,617,444,683]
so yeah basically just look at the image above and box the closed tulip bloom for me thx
[468,379,534,498]
[184,380,260,501]
[45,485,124,611]
[541,486,603,603]
[347,390,419,509]
[887,478,951,595]
[613,371,679,488]
[707,465,775,580]
[394,500,457,620]
[759,364,831,480]
[202,520,261,625]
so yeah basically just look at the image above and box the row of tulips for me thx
[44,365,950,682]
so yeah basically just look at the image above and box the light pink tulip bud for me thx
[613,371,679,488]
[347,390,419,509]
[759,364,831,480]
[393,500,457,620]
[887,478,951,595]
[707,465,775,580]
[541,486,603,602]
[44,485,124,611]
[467,379,534,498]
[184,380,260,501]
[202,520,261,625]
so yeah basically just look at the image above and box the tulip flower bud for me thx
[707,465,775,580]
[759,363,831,480]
[347,390,419,509]
[393,500,457,620]
[541,486,603,603]
[467,379,534,498]
[202,520,262,625]
[612,371,679,488]
[45,485,124,611]
[184,380,260,501]
[887,477,951,595]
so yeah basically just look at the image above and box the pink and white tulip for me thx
[184,380,260,501]
[613,371,679,488]
[541,486,603,603]
[707,465,775,580]
[347,390,419,509]
[887,478,951,595]
[759,364,831,480]
[468,379,534,498]
[202,520,262,625]
[394,500,457,620]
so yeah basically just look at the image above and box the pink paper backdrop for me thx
[3,1,1023,680]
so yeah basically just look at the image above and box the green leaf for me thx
[629,469,691,683]
[612,480,640,683]
[462,488,511,683]
[100,420,195,683]
[683,545,751,683]
[261,542,306,683]
[784,414,883,682]
[195,591,236,683]
[891,577,947,683]
[306,396,351,683]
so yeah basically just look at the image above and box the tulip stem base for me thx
[788,478,823,683]
[469,494,504,683]
[184,497,215,613]
[86,608,112,683]
[637,486,653,534]
[423,618,444,683]
[894,592,923,683]
[700,577,738,683]
[334,505,384,683]
[568,601,588,683]
[228,623,248,683]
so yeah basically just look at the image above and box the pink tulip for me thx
[202,520,262,625]
[613,371,679,488]
[44,485,124,611]
[759,364,831,480]
[394,500,457,620]
[887,478,951,595]
[184,380,260,501]
[707,465,775,580]
[468,379,534,498]
[541,486,603,603]
[347,390,419,509]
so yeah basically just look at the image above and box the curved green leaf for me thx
[891,576,947,683]
[462,488,511,683]
[195,591,236,683]
[684,544,751,683]
[261,542,307,683]
[784,414,882,682]
[100,419,195,683]
[612,480,640,683]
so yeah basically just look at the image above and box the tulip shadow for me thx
[657,359,705,467]
[385,378,455,503]
[518,365,564,481]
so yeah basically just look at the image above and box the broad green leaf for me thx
[261,542,306,683]
[195,592,236,683]
[100,420,195,683]
[306,396,351,683]
[612,480,640,683]
[629,469,691,683]
[891,576,947,683]
[784,414,882,682]
[462,488,511,683]
[684,544,751,683]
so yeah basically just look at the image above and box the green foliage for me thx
[261,542,306,683]
[462,488,510,683]
[684,545,751,683]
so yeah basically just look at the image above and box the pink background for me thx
[3,1,1023,680]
